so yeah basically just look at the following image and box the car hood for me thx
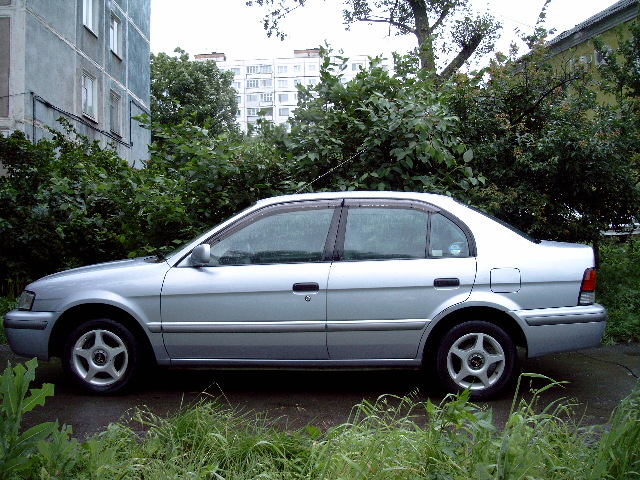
[26,257,172,312]
[32,256,164,283]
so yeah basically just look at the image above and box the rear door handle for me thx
[293,282,319,292]
[434,278,460,288]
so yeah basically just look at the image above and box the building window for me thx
[109,90,121,135]
[278,93,289,102]
[308,64,317,71]
[279,108,289,116]
[260,65,272,74]
[294,78,302,86]
[308,78,318,85]
[247,94,258,102]
[236,109,241,117]
[247,79,259,88]
[260,79,272,88]
[83,0,96,32]
[236,95,242,104]
[247,108,259,116]
[260,93,273,103]
[352,62,364,71]
[231,67,241,76]
[0,17,9,118]
[233,81,242,90]
[110,13,122,57]
[247,65,260,74]
[82,72,96,119]
[294,65,302,72]
[278,79,288,88]
[278,65,288,73]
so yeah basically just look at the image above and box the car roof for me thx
[254,191,457,208]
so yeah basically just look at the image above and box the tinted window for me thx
[343,208,429,260]
[210,209,335,265]
[430,213,470,258]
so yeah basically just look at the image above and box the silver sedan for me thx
[5,192,607,399]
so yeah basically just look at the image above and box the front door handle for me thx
[293,282,319,292]
[434,278,460,287]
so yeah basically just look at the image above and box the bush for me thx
[597,237,640,343]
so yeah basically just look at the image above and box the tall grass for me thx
[14,374,638,479]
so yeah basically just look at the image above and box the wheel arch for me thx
[49,303,156,365]
[422,306,527,364]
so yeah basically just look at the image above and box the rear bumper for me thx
[515,304,607,358]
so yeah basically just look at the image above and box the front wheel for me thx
[436,321,517,400]
[62,318,140,394]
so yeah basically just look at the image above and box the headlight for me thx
[18,291,36,311]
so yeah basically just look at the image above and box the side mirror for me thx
[190,244,211,267]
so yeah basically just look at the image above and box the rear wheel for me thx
[436,321,517,400]
[62,318,140,394]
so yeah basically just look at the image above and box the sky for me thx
[150,0,622,65]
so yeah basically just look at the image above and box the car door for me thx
[160,200,341,362]
[326,200,477,360]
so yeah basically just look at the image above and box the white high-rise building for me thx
[195,48,390,132]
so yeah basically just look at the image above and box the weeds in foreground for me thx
[1,360,639,479]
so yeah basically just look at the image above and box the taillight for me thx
[578,268,597,305]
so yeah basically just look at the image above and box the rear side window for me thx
[430,213,470,258]
[341,206,471,261]
[343,208,429,260]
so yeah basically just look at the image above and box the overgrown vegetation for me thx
[597,238,640,343]
[1,360,639,479]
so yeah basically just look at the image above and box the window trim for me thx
[82,0,97,34]
[81,71,97,121]
[109,12,122,58]
[109,89,121,136]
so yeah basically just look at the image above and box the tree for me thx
[150,48,239,135]
[446,33,640,246]
[246,0,500,79]
[261,49,481,195]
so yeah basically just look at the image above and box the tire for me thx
[62,318,140,394]
[436,321,517,400]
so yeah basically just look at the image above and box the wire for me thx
[295,144,372,194]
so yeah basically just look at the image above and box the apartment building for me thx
[0,0,151,167]
[547,0,638,71]
[196,48,388,132]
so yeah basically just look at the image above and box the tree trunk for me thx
[410,1,436,71]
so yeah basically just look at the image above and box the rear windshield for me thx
[458,201,541,244]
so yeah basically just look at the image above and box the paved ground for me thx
[2,343,638,440]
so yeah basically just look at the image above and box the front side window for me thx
[209,208,335,265]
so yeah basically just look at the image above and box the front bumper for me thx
[515,304,607,358]
[4,310,58,360]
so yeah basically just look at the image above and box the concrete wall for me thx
[0,0,150,166]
